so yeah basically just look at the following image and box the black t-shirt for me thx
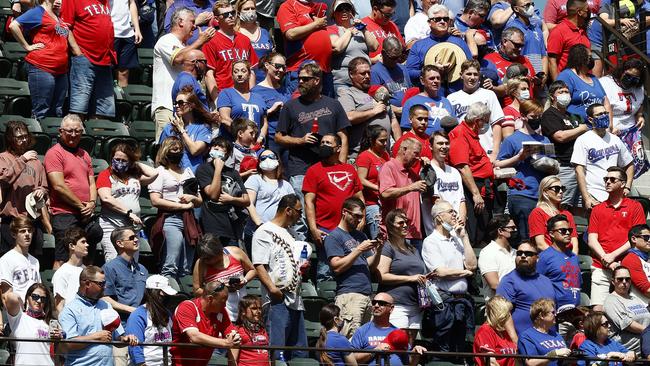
[541,106,582,166]
[277,95,351,177]
[195,162,246,239]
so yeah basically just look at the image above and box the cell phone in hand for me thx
[229,277,241,287]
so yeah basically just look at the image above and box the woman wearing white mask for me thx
[243,149,295,254]
[540,80,589,210]
[235,0,274,83]
[501,76,531,139]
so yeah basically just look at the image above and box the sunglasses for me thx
[603,177,622,183]
[507,39,525,49]
[429,16,450,23]
[614,277,631,282]
[121,235,137,241]
[288,206,303,215]
[516,250,537,258]
[600,320,610,328]
[298,76,317,82]
[547,185,566,193]
[377,8,394,18]
[88,279,106,288]
[174,100,190,107]
[552,228,573,235]
[371,299,393,307]
[269,62,286,70]
[219,10,236,18]
[635,234,650,241]
[336,5,354,12]
[345,209,365,220]
[30,293,48,303]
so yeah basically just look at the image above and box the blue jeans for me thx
[264,300,308,360]
[507,194,537,242]
[160,214,194,279]
[69,55,115,118]
[289,175,308,241]
[365,204,381,240]
[26,62,67,120]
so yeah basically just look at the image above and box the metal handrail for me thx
[594,2,650,66]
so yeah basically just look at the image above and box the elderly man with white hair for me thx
[422,199,477,352]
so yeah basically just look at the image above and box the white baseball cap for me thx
[146,275,178,295]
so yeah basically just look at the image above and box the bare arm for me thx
[229,246,257,283]
[246,189,263,226]
[483,272,500,290]
[624,163,634,190]
[284,19,325,41]
[136,162,159,185]
[489,5,514,28]
[337,130,348,164]
[532,235,550,252]
[68,32,83,56]
[8,20,42,51]
[101,296,136,314]
[548,56,559,81]
[330,31,354,53]
[184,328,237,348]
[202,160,224,201]
[206,70,219,104]
[275,131,317,148]
[357,166,378,192]
[48,172,84,211]
[128,0,142,43]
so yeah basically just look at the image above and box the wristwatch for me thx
[126,209,133,218]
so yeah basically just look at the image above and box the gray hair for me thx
[428,3,453,18]
[171,7,195,28]
[466,102,491,123]
[61,113,83,128]
[501,27,524,42]
[431,200,453,218]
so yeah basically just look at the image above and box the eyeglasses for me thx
[345,209,365,220]
[552,228,573,235]
[60,128,84,135]
[209,281,227,295]
[377,8,394,18]
[269,62,286,70]
[547,185,566,193]
[603,177,622,183]
[298,76,317,82]
[393,220,409,227]
[88,279,106,288]
[30,293,48,303]
[371,299,393,307]
[600,320,610,328]
[506,39,525,49]
[174,100,190,107]
[429,16,450,23]
[635,234,650,241]
[501,225,517,232]
[259,153,278,161]
[219,10,236,18]
[516,250,537,257]
[335,4,354,12]
[614,277,631,283]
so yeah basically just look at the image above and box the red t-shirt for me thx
[18,6,70,75]
[501,105,521,129]
[448,122,493,179]
[587,198,645,269]
[378,158,422,239]
[355,150,389,206]
[528,207,578,246]
[483,52,536,106]
[547,19,590,71]
[621,251,650,295]
[277,0,333,72]
[302,161,362,231]
[392,131,433,176]
[43,143,93,215]
[361,16,404,58]
[60,0,115,66]
[543,0,600,25]
[226,324,270,366]
[202,31,259,90]
[171,298,232,366]
[473,323,517,366]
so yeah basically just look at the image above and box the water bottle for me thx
[278,351,286,362]
[300,244,309,266]
[138,229,148,241]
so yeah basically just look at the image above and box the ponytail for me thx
[316,328,334,366]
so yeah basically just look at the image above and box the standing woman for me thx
[598,58,649,178]
[5,283,62,366]
[0,120,50,256]
[501,76,531,139]
[528,176,579,254]
[227,295,271,366]
[235,0,274,83]
[97,143,159,261]
[316,303,357,366]
[327,0,378,93]
[8,0,71,120]
[218,60,268,144]
[356,125,389,239]
[149,136,203,281]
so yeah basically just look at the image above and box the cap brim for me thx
[161,286,178,295]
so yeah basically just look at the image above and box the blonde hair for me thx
[155,136,183,168]
[536,175,561,208]
[520,99,543,116]
[506,76,529,97]
[486,295,513,332]
[530,298,555,322]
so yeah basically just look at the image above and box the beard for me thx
[516,263,536,276]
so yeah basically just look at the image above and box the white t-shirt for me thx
[447,88,505,154]
[570,130,633,202]
[599,75,645,131]
[421,163,465,236]
[152,33,184,114]
[422,230,468,294]
[52,262,84,303]
[251,222,307,310]
[8,311,53,366]
[109,0,134,38]
[478,240,516,300]
[0,250,40,301]
[148,166,195,202]
[99,174,141,226]
[404,12,430,44]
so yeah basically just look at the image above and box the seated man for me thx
[370,37,412,116]
[622,224,650,301]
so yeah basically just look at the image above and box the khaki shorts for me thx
[335,292,372,338]
[154,107,173,143]
[590,266,612,306]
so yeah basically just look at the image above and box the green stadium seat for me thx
[301,281,318,297]
[40,269,56,291]
[1,42,27,62]
[129,120,157,158]
[79,135,96,155]
[245,278,262,296]
[101,136,139,160]
[288,358,319,366]
[578,255,592,271]
[317,280,337,301]
[91,158,109,175]
[303,320,320,339]
[302,296,327,323]
[43,233,55,249]
[128,48,153,86]
[32,132,52,155]
[40,117,62,136]
[178,275,194,295]
[85,118,130,136]
[580,292,590,306]
[0,115,41,132]
[123,85,153,120]
[139,197,157,216]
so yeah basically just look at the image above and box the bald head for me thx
[180,49,208,78]
[374,292,394,303]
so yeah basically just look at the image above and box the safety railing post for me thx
[162,344,169,366]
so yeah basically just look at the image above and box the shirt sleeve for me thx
[570,135,587,166]
[421,238,443,272]
[14,6,45,32]
[324,235,346,260]
[217,89,234,109]
[546,26,563,56]
[251,228,272,265]
[496,275,516,303]
[174,300,200,333]
[350,326,369,349]
[448,134,470,167]
[125,306,148,365]
[378,164,397,194]
[44,148,64,174]
[333,99,351,131]
[621,254,650,294]
[59,307,80,339]
[96,169,112,189]
[195,164,213,190]
[148,167,164,194]
[277,3,300,32]
[528,209,547,239]
[478,248,499,274]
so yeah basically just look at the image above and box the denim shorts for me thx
[69,54,115,118]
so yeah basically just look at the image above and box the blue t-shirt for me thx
[325,331,353,366]
[217,87,268,139]
[587,18,603,51]
[405,34,473,84]
[251,83,292,137]
[505,14,547,73]
[488,1,511,42]
[370,62,412,107]
[400,94,455,134]
[324,227,372,296]
[251,28,274,83]
[171,72,209,110]
[518,327,567,366]
[496,270,556,335]
[158,122,212,172]
[536,247,581,307]
[351,322,407,366]
[578,339,628,366]
[556,69,607,121]
[496,130,551,199]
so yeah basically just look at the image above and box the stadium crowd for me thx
[0,0,649,363]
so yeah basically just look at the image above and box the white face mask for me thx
[259,158,279,171]
[239,10,257,22]
[210,149,226,161]
[556,93,571,108]
[523,5,535,17]
[518,89,530,100]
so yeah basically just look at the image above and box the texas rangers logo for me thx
[327,171,353,191]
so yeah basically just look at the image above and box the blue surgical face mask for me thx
[210,149,226,161]
[593,114,610,129]
[111,158,130,173]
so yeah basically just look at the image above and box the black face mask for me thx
[587,58,595,70]
[620,74,640,89]
[507,231,520,248]
[527,118,541,131]
[168,152,183,165]
[318,145,335,159]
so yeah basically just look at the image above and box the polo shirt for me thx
[478,240,516,300]
[422,230,468,294]
[102,255,148,321]
[378,158,423,239]
[448,122,493,179]
[361,16,405,59]
[59,296,125,366]
[621,250,650,300]
[588,198,645,269]
[505,15,547,73]
[547,18,590,71]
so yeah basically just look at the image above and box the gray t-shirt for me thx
[378,243,427,307]
[603,292,650,352]
[330,26,370,88]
